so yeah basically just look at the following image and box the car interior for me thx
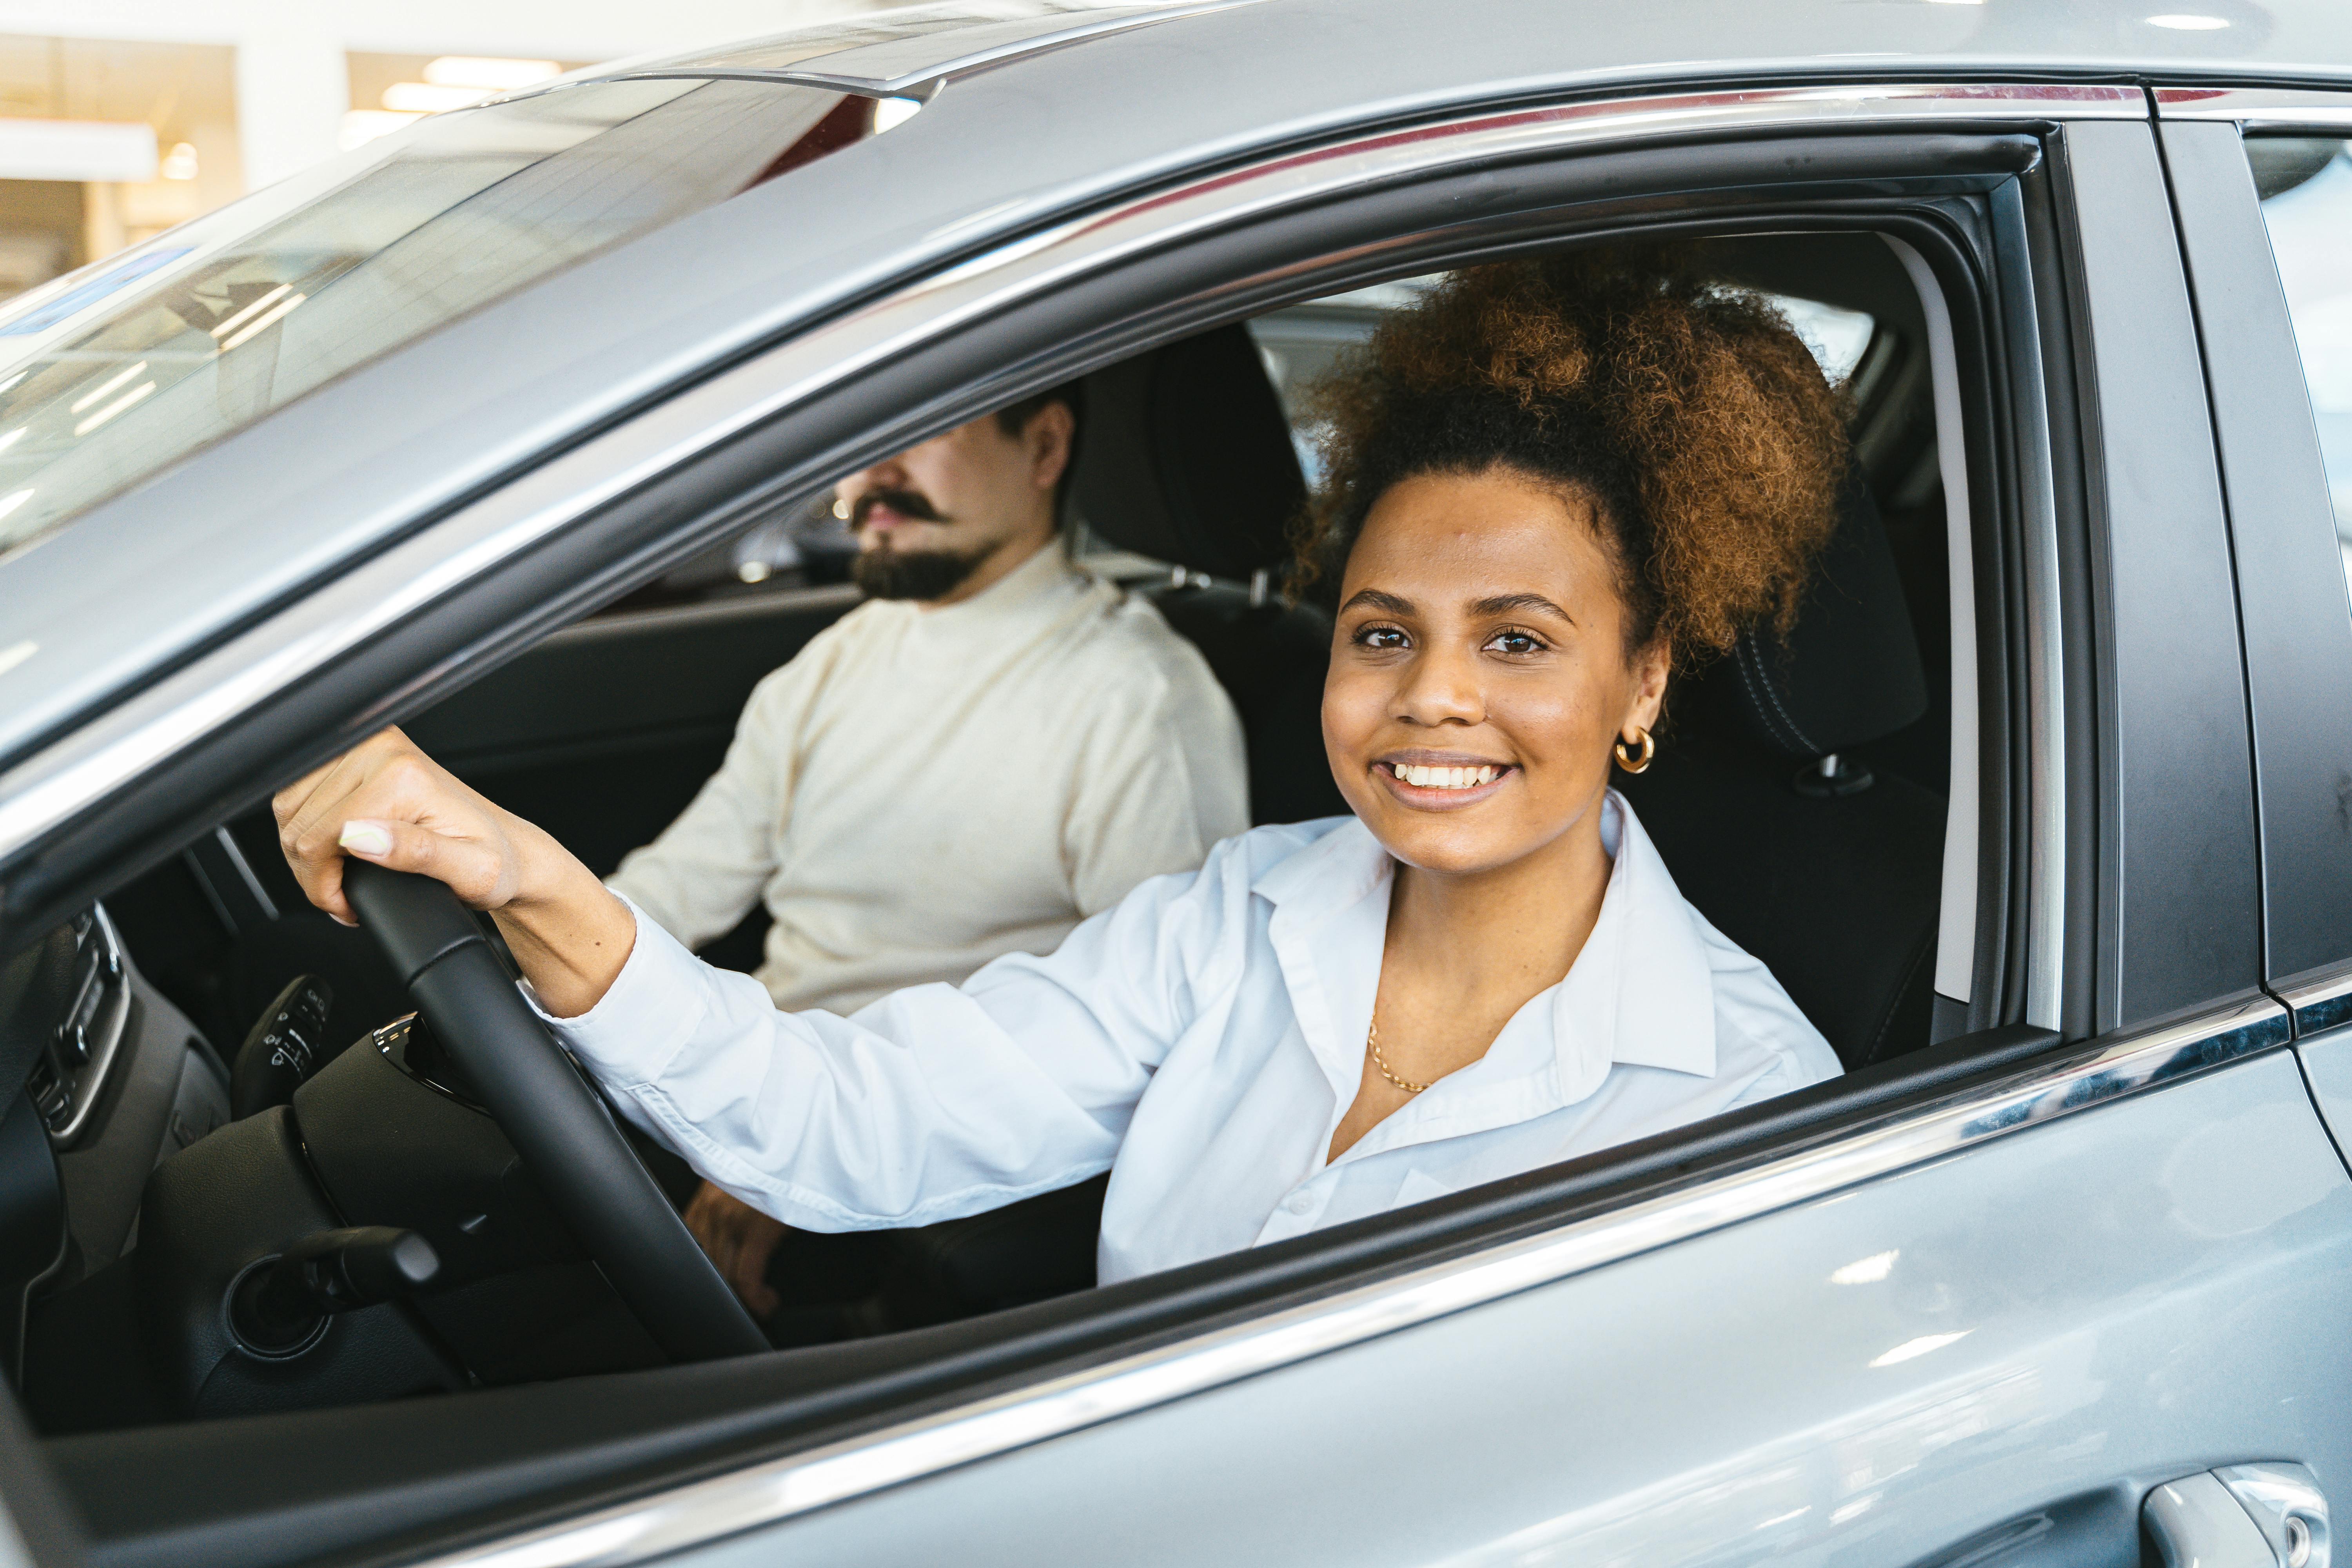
[0,225,1968,1493]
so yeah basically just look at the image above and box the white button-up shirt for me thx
[546,793,1841,1285]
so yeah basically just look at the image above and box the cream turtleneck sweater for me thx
[608,544,1250,1014]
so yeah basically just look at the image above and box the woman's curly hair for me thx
[1293,250,1850,667]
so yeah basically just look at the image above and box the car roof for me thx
[4,0,2350,778]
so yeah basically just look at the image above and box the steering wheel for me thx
[343,859,767,1362]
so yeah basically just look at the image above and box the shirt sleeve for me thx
[1062,646,1251,918]
[543,844,1247,1231]
[605,662,803,952]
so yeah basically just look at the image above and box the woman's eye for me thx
[1488,630,1546,655]
[1355,624,1410,650]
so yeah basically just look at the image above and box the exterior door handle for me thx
[2145,1463,2328,1568]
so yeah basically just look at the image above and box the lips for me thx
[1372,756,1517,807]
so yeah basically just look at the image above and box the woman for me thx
[278,253,1849,1286]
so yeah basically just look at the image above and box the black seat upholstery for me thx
[1615,472,1946,1070]
[1069,323,1347,825]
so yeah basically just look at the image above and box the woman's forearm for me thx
[488,824,637,1017]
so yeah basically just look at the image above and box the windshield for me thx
[0,76,878,566]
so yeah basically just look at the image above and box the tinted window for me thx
[2250,136,2352,584]
[0,77,885,566]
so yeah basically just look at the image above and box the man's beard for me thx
[851,538,997,601]
[848,486,1000,602]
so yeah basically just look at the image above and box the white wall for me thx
[0,0,867,191]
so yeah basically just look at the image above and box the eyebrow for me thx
[1340,587,1578,624]
[1339,588,1416,616]
[1470,592,1575,624]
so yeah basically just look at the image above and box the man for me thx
[606,385,1250,1316]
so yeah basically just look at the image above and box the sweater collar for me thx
[895,539,1083,646]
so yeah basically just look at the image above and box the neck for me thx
[924,515,1058,607]
[1382,788,1615,1007]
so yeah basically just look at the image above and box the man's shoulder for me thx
[1055,577,1228,706]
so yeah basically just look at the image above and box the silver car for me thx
[2,2,2352,1564]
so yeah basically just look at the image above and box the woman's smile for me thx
[1374,752,1517,809]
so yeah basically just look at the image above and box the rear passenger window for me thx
[2249,136,2352,584]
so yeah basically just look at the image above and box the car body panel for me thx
[4,0,2352,785]
[646,1051,2352,1568]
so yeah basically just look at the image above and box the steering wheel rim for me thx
[343,858,767,1363]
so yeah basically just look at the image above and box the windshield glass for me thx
[0,76,876,566]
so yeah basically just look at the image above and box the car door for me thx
[382,95,2352,1568]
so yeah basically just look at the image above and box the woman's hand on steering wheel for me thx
[274,727,636,1018]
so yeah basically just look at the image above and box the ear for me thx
[1025,400,1076,493]
[1623,639,1670,735]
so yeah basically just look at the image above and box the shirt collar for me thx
[1252,792,1718,1127]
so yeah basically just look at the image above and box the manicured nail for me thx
[339,820,393,858]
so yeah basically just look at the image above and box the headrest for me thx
[1067,323,1305,581]
[1715,469,1928,760]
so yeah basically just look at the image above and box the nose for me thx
[841,450,911,508]
[1392,642,1484,728]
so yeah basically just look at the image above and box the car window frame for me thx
[19,84,2239,1568]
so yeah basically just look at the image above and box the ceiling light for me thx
[209,283,292,340]
[339,109,423,151]
[423,56,561,91]
[2147,13,2229,26]
[73,380,153,437]
[1868,1330,1971,1368]
[1829,1249,1899,1285]
[383,82,491,114]
[159,141,198,180]
[69,360,147,415]
[218,292,305,352]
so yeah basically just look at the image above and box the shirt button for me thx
[1284,1191,1314,1215]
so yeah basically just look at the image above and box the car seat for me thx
[1067,323,1347,826]
[1615,468,1947,1070]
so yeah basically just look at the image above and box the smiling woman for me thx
[267,247,1850,1289]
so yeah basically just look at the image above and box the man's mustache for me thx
[851,488,947,528]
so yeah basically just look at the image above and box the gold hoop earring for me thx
[1613,726,1655,775]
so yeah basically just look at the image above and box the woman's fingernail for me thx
[339,820,393,858]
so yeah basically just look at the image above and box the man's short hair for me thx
[995,380,1086,525]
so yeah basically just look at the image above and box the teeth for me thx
[1396,764,1501,789]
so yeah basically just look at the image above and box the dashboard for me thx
[2,904,225,1389]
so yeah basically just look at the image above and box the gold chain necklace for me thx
[1365,1014,1430,1095]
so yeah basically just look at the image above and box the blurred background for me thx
[0,0,876,299]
